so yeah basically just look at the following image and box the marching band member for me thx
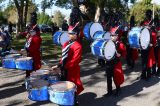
[140,9,156,80]
[51,23,84,105]
[126,16,139,69]
[104,28,126,96]
[17,12,42,78]
[156,30,160,76]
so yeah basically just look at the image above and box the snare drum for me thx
[128,27,150,49]
[27,79,49,101]
[53,31,70,46]
[83,22,103,40]
[49,81,76,105]
[93,31,111,40]
[2,54,21,69]
[31,69,60,84]
[15,57,33,70]
[91,40,116,60]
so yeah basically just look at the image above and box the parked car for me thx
[39,24,52,33]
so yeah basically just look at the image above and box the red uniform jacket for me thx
[113,41,126,86]
[62,40,84,95]
[147,31,156,68]
[21,25,42,70]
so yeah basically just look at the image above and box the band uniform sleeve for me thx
[64,43,82,69]
[118,42,126,58]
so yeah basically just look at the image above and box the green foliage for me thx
[52,10,65,27]
[41,0,54,13]
[0,11,7,24]
[130,0,160,24]
[37,12,52,25]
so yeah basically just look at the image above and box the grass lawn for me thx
[11,33,62,60]
[11,33,91,60]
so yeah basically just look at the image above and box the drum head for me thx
[50,81,75,92]
[5,54,21,58]
[31,69,50,76]
[104,32,111,40]
[104,40,116,60]
[30,79,49,88]
[90,23,103,38]
[60,32,70,46]
[16,57,32,61]
[140,28,150,49]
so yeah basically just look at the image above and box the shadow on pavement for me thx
[79,77,160,106]
[0,85,25,99]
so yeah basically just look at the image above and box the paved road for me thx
[0,53,160,106]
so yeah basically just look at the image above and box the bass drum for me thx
[128,27,150,49]
[83,22,103,40]
[53,31,70,46]
[91,39,116,60]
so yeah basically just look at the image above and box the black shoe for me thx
[74,101,79,106]
[114,89,121,97]
[103,92,113,97]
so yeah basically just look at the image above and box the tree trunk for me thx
[94,5,101,22]
[24,0,29,27]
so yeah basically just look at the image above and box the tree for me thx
[40,0,54,13]
[0,11,7,24]
[37,12,52,25]
[52,10,65,27]
[4,2,37,26]
[129,0,160,24]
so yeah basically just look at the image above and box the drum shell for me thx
[2,58,17,69]
[15,57,33,70]
[48,81,76,105]
[26,78,49,101]
[83,22,93,40]
[28,86,49,101]
[91,40,106,59]
[53,31,61,45]
[2,54,21,69]
[93,31,111,40]
[128,27,141,48]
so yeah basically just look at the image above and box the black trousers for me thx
[105,61,120,93]
[126,45,135,68]
[141,49,151,78]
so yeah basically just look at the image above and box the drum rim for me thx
[140,27,151,50]
[90,22,103,38]
[93,31,106,40]
[48,81,76,92]
[103,40,116,60]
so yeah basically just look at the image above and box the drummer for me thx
[140,9,156,80]
[17,12,42,79]
[104,28,126,96]
[51,23,84,105]
[156,30,160,75]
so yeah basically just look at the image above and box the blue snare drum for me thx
[83,22,103,40]
[53,31,70,46]
[15,57,33,70]
[91,40,116,60]
[93,31,111,40]
[28,79,49,101]
[49,81,76,105]
[31,69,59,84]
[128,27,150,49]
[2,54,21,69]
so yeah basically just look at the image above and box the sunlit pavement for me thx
[0,53,160,106]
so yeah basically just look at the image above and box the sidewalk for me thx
[0,53,160,106]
